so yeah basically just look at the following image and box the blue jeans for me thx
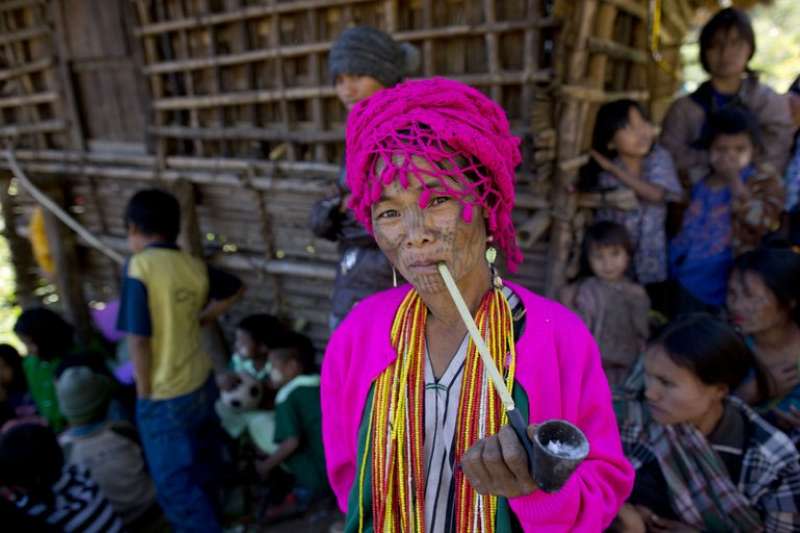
[137,376,223,533]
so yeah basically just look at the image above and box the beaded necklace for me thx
[358,287,517,533]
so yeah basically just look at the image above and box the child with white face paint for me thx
[255,333,328,518]
[669,106,785,315]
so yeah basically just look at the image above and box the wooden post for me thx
[0,173,38,307]
[545,0,598,297]
[40,179,92,342]
[173,179,230,372]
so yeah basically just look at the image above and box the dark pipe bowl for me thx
[531,419,590,493]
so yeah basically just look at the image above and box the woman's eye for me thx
[377,209,399,219]
[430,196,450,206]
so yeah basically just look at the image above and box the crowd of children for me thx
[0,185,328,532]
[0,6,799,532]
[565,8,800,531]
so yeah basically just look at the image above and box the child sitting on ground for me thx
[256,331,329,517]
[0,422,123,532]
[56,366,165,531]
[559,221,650,386]
[215,313,292,454]
[580,99,683,287]
[669,106,785,315]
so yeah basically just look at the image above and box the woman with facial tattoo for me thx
[320,78,633,532]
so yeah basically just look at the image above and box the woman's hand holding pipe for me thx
[460,425,539,498]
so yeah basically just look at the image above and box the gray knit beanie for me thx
[329,26,420,88]
[56,366,112,425]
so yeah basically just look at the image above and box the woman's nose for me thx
[403,209,434,248]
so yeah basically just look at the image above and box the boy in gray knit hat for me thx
[329,26,419,109]
[57,366,165,530]
[312,27,419,330]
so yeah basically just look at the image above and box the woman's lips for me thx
[407,261,442,274]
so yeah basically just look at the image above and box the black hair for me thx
[698,7,756,74]
[576,221,634,280]
[236,314,291,350]
[579,99,650,191]
[14,308,75,361]
[272,331,317,374]
[790,74,800,96]
[650,314,767,396]
[0,423,64,496]
[732,246,800,326]
[705,105,762,152]
[0,344,26,394]
[124,188,181,243]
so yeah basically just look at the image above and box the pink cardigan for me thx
[321,281,634,532]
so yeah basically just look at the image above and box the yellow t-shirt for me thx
[118,244,211,400]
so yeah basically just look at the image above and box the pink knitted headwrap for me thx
[345,77,523,271]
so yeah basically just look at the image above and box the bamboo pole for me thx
[39,181,93,343]
[0,91,57,109]
[5,150,124,264]
[133,0,376,36]
[52,0,87,151]
[545,0,598,297]
[0,56,51,81]
[0,173,38,307]
[141,19,559,75]
[152,70,553,110]
[0,25,47,46]
[0,120,65,137]
[587,36,648,64]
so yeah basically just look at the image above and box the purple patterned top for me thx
[596,144,683,284]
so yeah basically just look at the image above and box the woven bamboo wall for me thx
[0,0,69,149]
[124,0,561,347]
[0,0,754,350]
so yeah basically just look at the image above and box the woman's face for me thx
[335,74,385,110]
[727,270,792,335]
[704,27,752,80]
[644,345,727,429]
[611,107,655,158]
[370,159,489,296]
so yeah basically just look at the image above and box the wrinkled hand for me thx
[216,371,240,392]
[460,425,538,498]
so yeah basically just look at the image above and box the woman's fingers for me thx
[461,439,492,494]
[461,429,538,498]
[480,433,521,496]
[497,426,537,494]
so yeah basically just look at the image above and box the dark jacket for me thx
[310,168,394,328]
